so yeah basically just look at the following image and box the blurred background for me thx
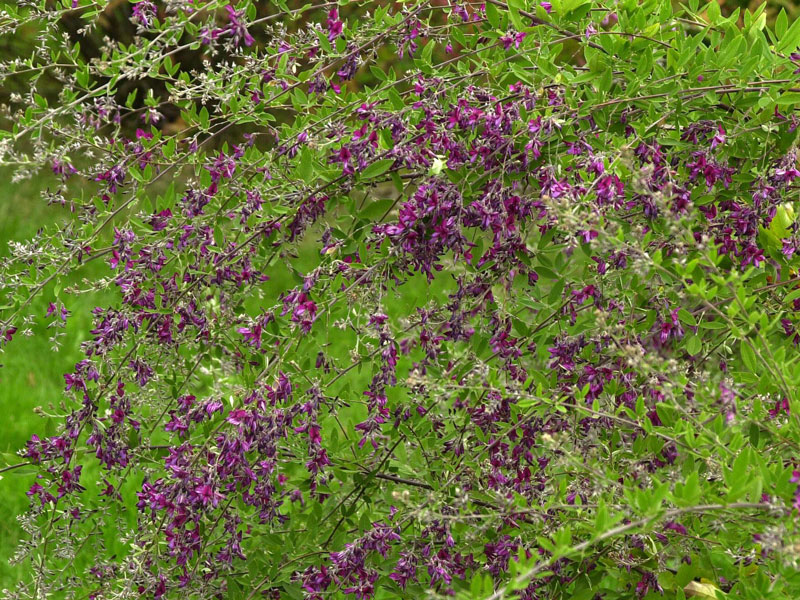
[0,0,797,589]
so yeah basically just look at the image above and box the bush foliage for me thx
[3,0,800,599]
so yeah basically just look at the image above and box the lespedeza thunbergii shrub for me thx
[2,0,800,599]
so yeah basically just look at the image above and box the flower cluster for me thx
[2,1,800,600]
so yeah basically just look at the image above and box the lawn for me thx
[0,169,115,588]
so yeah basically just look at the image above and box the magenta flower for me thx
[326,8,344,41]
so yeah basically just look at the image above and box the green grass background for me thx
[0,170,115,588]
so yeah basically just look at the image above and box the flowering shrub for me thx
[4,0,800,598]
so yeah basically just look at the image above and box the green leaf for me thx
[296,147,314,181]
[732,448,749,482]
[510,64,536,86]
[678,308,697,327]
[429,156,446,175]
[776,8,788,39]
[360,158,395,179]
[163,137,176,158]
[706,0,720,24]
[369,65,386,81]
[421,39,435,64]
[673,471,701,507]
[485,2,501,29]
[725,449,750,500]
[360,198,395,220]
[770,204,794,240]
[387,88,404,110]
[508,0,525,30]
[76,67,89,88]
[740,341,758,372]
[785,287,800,305]
[698,320,727,329]
[777,12,800,52]
[749,12,765,34]
[198,106,209,130]
[391,171,403,194]
[685,335,702,355]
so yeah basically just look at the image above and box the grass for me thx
[0,169,115,589]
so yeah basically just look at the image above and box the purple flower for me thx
[27,480,56,506]
[500,32,526,50]
[326,8,343,41]
[149,208,173,231]
[709,125,726,150]
[636,572,662,598]
[194,483,223,507]
[719,381,737,424]
[131,1,157,27]
[656,309,684,345]
[202,4,254,47]
[664,520,687,535]
[769,398,790,418]
[223,4,255,47]
[95,165,125,193]
[601,11,617,26]
[204,400,224,416]
[390,552,418,588]
[52,159,77,180]
[129,359,154,387]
